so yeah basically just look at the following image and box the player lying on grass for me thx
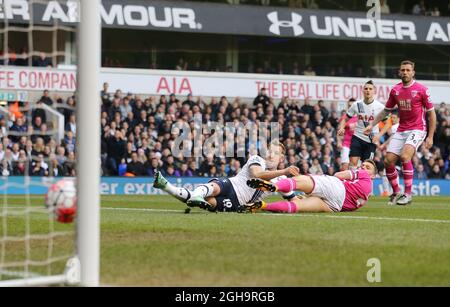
[245,159,377,213]
[153,141,301,212]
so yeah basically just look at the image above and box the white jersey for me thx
[229,155,294,206]
[347,99,385,143]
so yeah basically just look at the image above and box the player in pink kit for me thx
[245,160,377,213]
[338,98,358,171]
[364,60,437,206]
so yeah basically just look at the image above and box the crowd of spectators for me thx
[0,49,53,67]
[171,58,447,81]
[0,85,448,180]
[0,91,76,177]
[97,85,450,180]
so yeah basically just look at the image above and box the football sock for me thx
[264,201,297,214]
[402,161,414,196]
[162,181,191,203]
[275,178,297,193]
[386,165,401,194]
[191,184,215,198]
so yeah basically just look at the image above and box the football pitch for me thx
[2,195,450,286]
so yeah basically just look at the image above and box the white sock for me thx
[162,181,191,203]
[191,184,215,198]
[382,170,391,194]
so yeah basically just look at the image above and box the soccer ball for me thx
[45,179,77,223]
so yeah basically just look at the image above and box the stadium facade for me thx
[1,1,449,96]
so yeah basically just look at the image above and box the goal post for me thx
[0,0,101,287]
[76,0,101,287]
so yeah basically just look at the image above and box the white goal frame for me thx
[0,0,101,287]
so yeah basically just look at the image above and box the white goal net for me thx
[0,0,100,287]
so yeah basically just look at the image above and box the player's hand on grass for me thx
[363,124,373,135]
[425,137,433,149]
[284,166,300,177]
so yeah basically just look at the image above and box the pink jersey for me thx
[385,80,434,132]
[342,116,357,148]
[341,169,372,212]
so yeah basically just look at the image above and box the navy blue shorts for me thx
[349,135,376,161]
[208,178,241,212]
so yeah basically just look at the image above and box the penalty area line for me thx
[101,207,450,224]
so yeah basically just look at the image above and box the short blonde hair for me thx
[270,140,286,156]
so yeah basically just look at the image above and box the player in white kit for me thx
[338,80,387,169]
[153,142,300,212]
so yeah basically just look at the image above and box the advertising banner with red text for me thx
[1,66,449,103]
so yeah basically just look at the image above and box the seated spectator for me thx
[430,6,440,16]
[412,0,426,15]
[175,163,193,177]
[32,123,51,144]
[165,165,176,177]
[105,130,127,175]
[380,0,390,14]
[415,163,428,179]
[175,58,188,70]
[127,152,146,176]
[55,146,67,165]
[64,130,76,153]
[65,114,77,135]
[33,52,53,67]
[145,158,160,177]
[253,88,270,109]
[40,90,54,106]
[48,154,64,177]
[1,159,12,176]
[303,65,316,76]
[30,159,46,176]
[32,103,47,125]
[63,151,77,176]
[429,164,443,179]
[118,159,128,176]
[9,117,28,143]
[14,48,29,66]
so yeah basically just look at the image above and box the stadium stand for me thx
[1,89,448,179]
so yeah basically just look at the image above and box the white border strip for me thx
[102,207,450,224]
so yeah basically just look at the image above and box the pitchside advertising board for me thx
[0,177,449,196]
[1,67,450,103]
[1,0,450,44]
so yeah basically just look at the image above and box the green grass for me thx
[2,195,450,286]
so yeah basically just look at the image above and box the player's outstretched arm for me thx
[249,165,299,181]
[364,109,390,135]
[337,116,348,136]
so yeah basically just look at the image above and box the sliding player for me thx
[245,160,377,213]
[153,142,300,212]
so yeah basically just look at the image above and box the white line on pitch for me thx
[101,207,450,224]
